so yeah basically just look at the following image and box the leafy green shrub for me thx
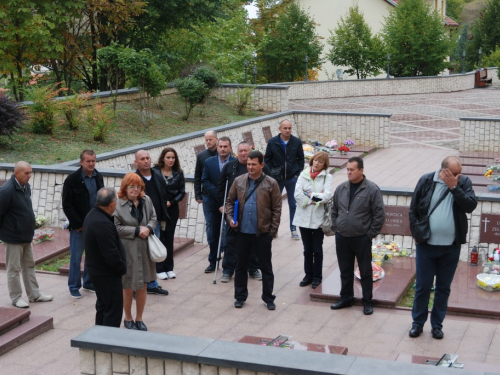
[228,86,255,115]
[0,93,27,139]
[192,66,219,93]
[83,102,116,142]
[27,84,63,135]
[61,91,91,130]
[175,77,207,121]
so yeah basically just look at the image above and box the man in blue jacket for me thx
[264,119,304,240]
[0,161,53,308]
[201,137,235,272]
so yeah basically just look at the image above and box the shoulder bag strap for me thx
[428,188,451,217]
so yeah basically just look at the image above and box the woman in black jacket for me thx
[154,147,186,279]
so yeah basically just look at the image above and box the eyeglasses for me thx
[127,185,142,190]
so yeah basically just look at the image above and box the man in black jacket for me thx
[0,162,53,308]
[83,187,127,327]
[264,119,304,240]
[194,130,218,247]
[216,141,271,282]
[62,150,104,299]
[409,156,477,340]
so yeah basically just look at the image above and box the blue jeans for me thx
[202,196,213,245]
[68,229,93,292]
[412,243,460,330]
[278,177,297,232]
[146,224,161,289]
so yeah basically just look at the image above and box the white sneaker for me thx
[166,271,176,279]
[291,230,300,240]
[157,272,168,280]
[13,299,29,308]
[31,294,53,302]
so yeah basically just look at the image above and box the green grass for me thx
[36,254,70,272]
[397,277,434,309]
[0,95,267,165]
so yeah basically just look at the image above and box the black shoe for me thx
[136,321,148,331]
[312,278,322,289]
[147,286,169,295]
[299,276,313,287]
[409,325,423,338]
[82,285,95,292]
[234,300,245,308]
[249,270,262,280]
[431,328,444,339]
[205,264,215,273]
[124,320,138,330]
[266,302,276,310]
[363,304,373,315]
[330,299,353,310]
[133,291,136,299]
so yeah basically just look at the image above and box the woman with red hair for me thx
[114,173,157,331]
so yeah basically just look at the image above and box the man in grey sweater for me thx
[330,157,385,315]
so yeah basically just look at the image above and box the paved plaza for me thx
[2,88,500,374]
[290,87,500,150]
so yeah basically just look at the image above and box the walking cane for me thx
[213,179,229,284]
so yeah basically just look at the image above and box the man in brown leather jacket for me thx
[226,151,282,310]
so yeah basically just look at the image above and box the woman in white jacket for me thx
[292,151,334,289]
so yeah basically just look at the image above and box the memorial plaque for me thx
[194,144,206,156]
[262,126,273,143]
[242,131,254,146]
[380,206,411,236]
[479,214,500,243]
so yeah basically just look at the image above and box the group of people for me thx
[0,118,477,339]
[64,148,185,330]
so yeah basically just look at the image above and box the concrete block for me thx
[182,362,200,375]
[80,349,96,375]
[147,358,164,375]
[112,353,129,373]
[200,364,218,375]
[96,351,112,375]
[165,359,182,373]
[129,355,146,375]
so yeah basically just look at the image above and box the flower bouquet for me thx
[325,139,338,149]
[482,248,500,274]
[62,220,70,230]
[35,215,47,229]
[337,145,350,155]
[355,262,385,281]
[372,241,411,265]
[33,228,54,245]
[303,144,315,161]
[344,139,355,147]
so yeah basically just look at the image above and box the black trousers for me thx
[234,232,275,303]
[223,227,259,276]
[89,274,123,327]
[299,227,324,280]
[157,205,179,273]
[335,233,373,306]
[208,210,224,265]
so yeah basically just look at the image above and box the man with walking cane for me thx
[225,151,282,310]
[201,137,235,273]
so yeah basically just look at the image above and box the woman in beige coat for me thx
[114,173,157,331]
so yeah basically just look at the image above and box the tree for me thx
[0,0,83,102]
[0,93,26,139]
[446,0,466,23]
[327,5,386,79]
[481,0,500,55]
[257,2,323,83]
[175,76,207,121]
[382,0,452,77]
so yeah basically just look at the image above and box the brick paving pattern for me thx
[290,88,500,150]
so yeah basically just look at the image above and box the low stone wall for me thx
[76,110,389,173]
[285,72,476,100]
[211,83,289,112]
[460,117,500,152]
[72,326,463,375]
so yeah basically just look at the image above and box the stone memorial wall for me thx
[460,117,500,152]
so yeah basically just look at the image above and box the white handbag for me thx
[147,234,167,263]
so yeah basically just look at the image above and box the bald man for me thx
[409,156,477,339]
[0,162,53,308]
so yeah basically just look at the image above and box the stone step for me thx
[459,157,496,167]
[463,165,488,176]
[58,237,195,275]
[350,145,377,154]
[0,308,30,336]
[460,151,499,159]
[0,312,53,356]
[469,175,500,187]
[329,151,365,160]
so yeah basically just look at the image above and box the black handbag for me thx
[413,188,450,244]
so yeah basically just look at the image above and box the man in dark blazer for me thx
[62,150,104,299]
[201,136,235,273]
[83,187,127,327]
